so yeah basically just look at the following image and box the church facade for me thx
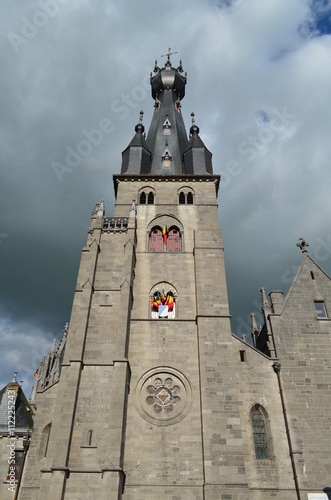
[13,53,331,499]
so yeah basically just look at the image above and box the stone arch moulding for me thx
[138,186,156,205]
[177,186,195,205]
[150,281,178,319]
[147,214,184,252]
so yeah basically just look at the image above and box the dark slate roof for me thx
[0,382,34,434]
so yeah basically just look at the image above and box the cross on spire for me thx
[161,46,177,62]
[296,237,309,253]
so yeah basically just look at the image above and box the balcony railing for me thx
[102,217,128,232]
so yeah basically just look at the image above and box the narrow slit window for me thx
[240,350,246,362]
[310,271,315,280]
[88,430,93,446]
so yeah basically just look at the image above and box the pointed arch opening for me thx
[147,216,184,253]
[250,405,273,460]
[179,192,185,204]
[167,226,182,252]
[147,191,154,204]
[150,283,177,319]
[140,192,146,204]
[148,226,164,252]
[38,423,52,460]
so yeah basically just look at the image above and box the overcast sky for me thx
[1,0,331,392]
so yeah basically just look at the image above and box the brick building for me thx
[12,52,331,499]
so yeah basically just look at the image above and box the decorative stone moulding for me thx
[135,366,193,426]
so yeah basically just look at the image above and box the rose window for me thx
[145,377,181,414]
[135,367,192,426]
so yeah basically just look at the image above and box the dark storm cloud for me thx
[1,0,331,391]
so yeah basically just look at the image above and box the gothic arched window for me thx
[151,288,176,319]
[187,192,193,204]
[251,405,272,459]
[179,192,185,204]
[148,226,164,252]
[148,192,154,204]
[148,225,182,252]
[140,192,146,204]
[38,423,52,460]
[167,226,182,252]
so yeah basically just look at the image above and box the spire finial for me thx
[139,110,144,124]
[97,200,105,217]
[191,112,195,125]
[296,237,309,253]
[12,371,17,383]
[161,46,177,63]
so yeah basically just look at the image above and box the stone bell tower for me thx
[20,50,289,500]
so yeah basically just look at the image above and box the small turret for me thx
[183,112,213,175]
[121,110,152,174]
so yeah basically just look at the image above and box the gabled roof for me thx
[273,253,331,316]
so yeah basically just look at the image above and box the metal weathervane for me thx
[161,46,177,62]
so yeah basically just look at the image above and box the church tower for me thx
[19,51,306,499]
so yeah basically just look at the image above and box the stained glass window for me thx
[252,407,269,459]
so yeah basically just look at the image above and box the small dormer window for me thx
[163,153,171,168]
[154,97,160,112]
[162,142,172,169]
[163,114,171,135]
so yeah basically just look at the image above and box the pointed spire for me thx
[129,200,136,219]
[251,313,259,347]
[51,338,57,354]
[261,287,271,314]
[183,112,213,175]
[121,110,151,174]
[97,200,105,217]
